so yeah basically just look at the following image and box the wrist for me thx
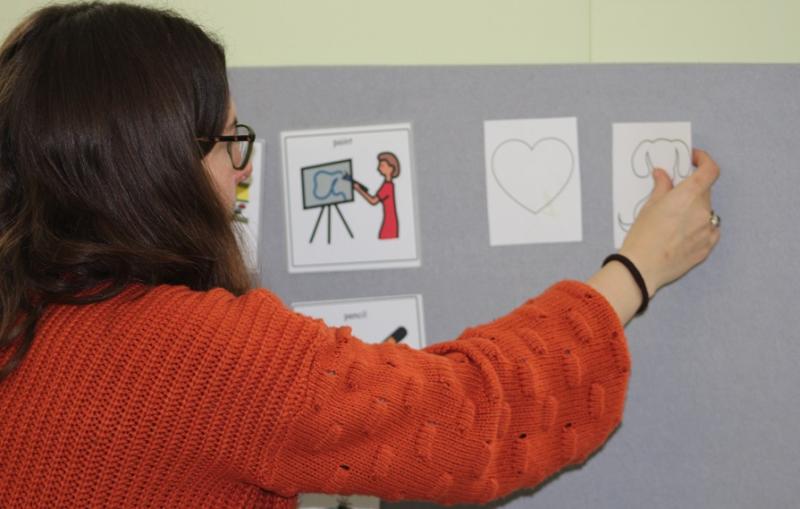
[586,261,642,326]
[617,248,659,299]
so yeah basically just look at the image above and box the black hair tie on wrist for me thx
[602,253,649,316]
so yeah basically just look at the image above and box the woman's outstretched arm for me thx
[160,151,719,504]
[178,280,631,505]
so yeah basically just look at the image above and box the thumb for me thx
[650,168,673,199]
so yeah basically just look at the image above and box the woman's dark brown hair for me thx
[0,2,252,381]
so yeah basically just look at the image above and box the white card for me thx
[484,117,582,246]
[293,294,425,348]
[281,124,421,273]
[613,122,693,249]
[234,140,264,273]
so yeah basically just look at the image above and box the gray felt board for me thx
[228,65,800,509]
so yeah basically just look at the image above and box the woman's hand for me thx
[587,148,721,326]
[619,148,722,298]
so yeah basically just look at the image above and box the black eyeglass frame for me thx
[197,123,256,170]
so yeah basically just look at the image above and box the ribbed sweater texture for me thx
[0,279,631,508]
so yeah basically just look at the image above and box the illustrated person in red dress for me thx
[354,152,400,239]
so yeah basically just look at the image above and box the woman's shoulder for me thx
[118,281,277,299]
[113,282,287,314]
[45,282,291,334]
[34,282,308,367]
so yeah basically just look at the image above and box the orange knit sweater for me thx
[0,279,631,508]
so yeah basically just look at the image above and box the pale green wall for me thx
[2,0,799,65]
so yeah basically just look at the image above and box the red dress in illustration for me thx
[377,181,398,239]
[354,151,401,240]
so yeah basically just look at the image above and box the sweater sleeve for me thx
[184,279,631,505]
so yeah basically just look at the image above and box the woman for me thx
[0,3,721,508]
[354,152,400,239]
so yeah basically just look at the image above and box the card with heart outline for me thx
[484,117,583,246]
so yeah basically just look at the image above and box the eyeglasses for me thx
[197,123,256,170]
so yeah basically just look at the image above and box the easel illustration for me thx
[301,159,367,244]
[309,203,354,244]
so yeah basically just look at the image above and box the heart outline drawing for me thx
[491,137,575,215]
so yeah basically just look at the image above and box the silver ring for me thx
[710,210,721,228]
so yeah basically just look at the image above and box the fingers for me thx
[690,206,721,253]
[701,188,711,207]
[685,148,720,193]
[691,147,710,167]
[711,223,722,244]
[705,217,722,258]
